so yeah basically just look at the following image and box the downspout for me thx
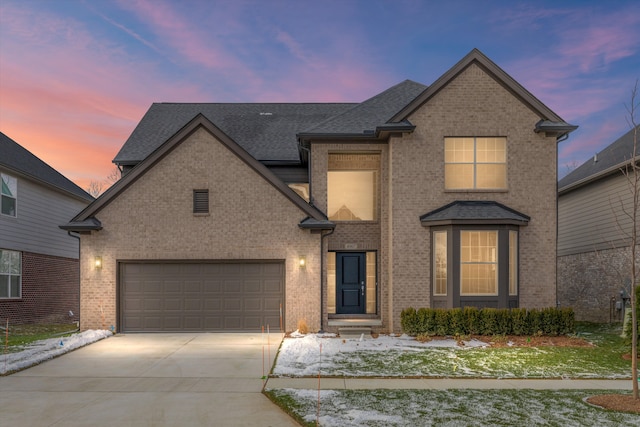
[319,228,334,333]
[67,231,81,330]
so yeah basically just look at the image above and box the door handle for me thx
[361,283,365,296]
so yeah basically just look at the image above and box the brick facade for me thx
[0,251,79,325]
[557,247,631,323]
[79,128,320,332]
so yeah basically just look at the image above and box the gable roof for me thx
[391,49,577,139]
[62,114,333,232]
[559,125,640,194]
[420,200,530,226]
[113,103,355,166]
[0,132,93,202]
[297,80,427,138]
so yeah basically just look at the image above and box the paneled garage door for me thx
[119,262,284,332]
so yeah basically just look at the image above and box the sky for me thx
[1,0,639,191]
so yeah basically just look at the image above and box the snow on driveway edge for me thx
[1,330,112,375]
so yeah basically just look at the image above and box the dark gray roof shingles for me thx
[300,80,427,135]
[420,200,530,223]
[113,103,356,165]
[559,125,640,190]
[0,132,93,202]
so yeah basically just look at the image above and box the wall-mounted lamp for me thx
[298,256,306,269]
[94,256,102,270]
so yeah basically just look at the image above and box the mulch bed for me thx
[587,393,640,413]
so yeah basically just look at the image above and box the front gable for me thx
[64,115,331,232]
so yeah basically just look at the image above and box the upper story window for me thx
[0,249,21,298]
[1,173,17,217]
[327,153,379,221]
[444,137,507,190]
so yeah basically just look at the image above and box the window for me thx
[433,231,447,296]
[1,173,17,217]
[0,249,21,298]
[444,137,506,190]
[431,227,519,308]
[460,231,498,295]
[193,189,209,214]
[327,153,379,221]
[509,230,518,295]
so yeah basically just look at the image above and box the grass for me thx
[265,389,639,427]
[0,323,78,353]
[288,323,631,379]
[266,322,639,425]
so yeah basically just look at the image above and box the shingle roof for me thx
[299,80,427,136]
[420,201,530,226]
[559,125,640,192]
[0,132,93,202]
[113,103,356,165]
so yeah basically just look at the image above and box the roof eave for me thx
[420,218,529,227]
[534,120,579,139]
[59,218,103,232]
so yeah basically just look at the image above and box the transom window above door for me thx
[327,153,379,221]
[444,137,507,190]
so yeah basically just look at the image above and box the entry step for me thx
[338,327,372,339]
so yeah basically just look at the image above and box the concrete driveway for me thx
[0,333,298,427]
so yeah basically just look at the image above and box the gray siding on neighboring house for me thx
[558,171,635,256]
[0,172,86,259]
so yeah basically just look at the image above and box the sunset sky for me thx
[1,0,639,191]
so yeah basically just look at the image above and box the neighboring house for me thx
[558,125,640,322]
[62,49,577,334]
[0,132,93,324]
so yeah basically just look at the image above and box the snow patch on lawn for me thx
[1,330,112,375]
[274,332,488,377]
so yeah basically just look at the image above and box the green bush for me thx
[400,306,575,337]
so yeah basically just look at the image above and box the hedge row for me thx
[400,306,575,337]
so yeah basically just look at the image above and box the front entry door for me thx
[336,252,366,314]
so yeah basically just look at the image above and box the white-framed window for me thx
[0,249,21,298]
[1,173,17,217]
[433,231,447,296]
[460,231,498,295]
[444,137,507,190]
[509,230,518,296]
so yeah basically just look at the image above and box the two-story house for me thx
[62,49,576,334]
[558,125,640,322]
[1,132,93,324]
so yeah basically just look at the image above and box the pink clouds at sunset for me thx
[1,0,639,191]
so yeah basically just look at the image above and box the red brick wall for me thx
[0,251,79,325]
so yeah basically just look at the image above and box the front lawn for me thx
[0,323,78,353]
[272,323,631,379]
[266,389,638,427]
[266,322,639,426]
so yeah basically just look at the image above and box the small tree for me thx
[618,80,639,399]
[86,180,104,198]
[85,166,121,197]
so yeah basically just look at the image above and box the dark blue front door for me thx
[336,252,366,314]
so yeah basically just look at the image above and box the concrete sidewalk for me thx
[265,376,634,391]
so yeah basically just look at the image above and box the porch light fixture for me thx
[94,256,102,270]
[298,256,306,269]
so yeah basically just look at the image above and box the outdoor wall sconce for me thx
[95,256,102,270]
[298,256,306,269]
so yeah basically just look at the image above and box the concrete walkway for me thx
[266,376,634,391]
[0,333,297,427]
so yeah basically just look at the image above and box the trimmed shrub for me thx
[400,306,576,337]
[463,306,482,335]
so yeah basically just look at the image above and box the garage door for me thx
[120,262,284,332]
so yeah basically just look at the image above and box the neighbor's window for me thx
[433,231,447,296]
[0,249,21,298]
[1,173,17,217]
[509,230,518,296]
[444,137,506,190]
[460,231,498,295]
[193,189,209,214]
